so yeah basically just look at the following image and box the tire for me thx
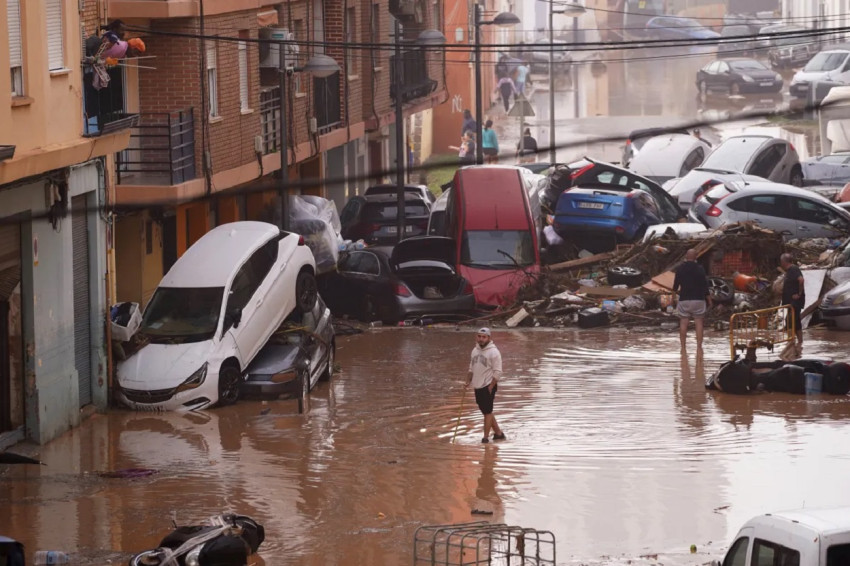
[320,340,335,382]
[790,166,804,187]
[217,363,241,407]
[730,82,741,96]
[607,265,643,287]
[130,550,167,565]
[295,270,318,314]
[709,277,734,304]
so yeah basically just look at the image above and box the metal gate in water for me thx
[413,521,556,566]
[72,195,92,407]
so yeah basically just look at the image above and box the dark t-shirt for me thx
[782,265,805,304]
[673,260,709,301]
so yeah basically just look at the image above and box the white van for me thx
[790,48,850,98]
[117,222,317,412]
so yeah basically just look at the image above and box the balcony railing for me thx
[116,109,196,186]
[390,50,438,103]
[314,72,343,134]
[259,87,281,155]
[83,66,139,137]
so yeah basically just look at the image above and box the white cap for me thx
[477,327,491,336]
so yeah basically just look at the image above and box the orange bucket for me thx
[733,272,758,292]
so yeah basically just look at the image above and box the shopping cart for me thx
[729,304,796,361]
[413,521,556,565]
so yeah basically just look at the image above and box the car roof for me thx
[360,193,429,204]
[454,166,532,230]
[749,508,850,537]
[627,126,691,141]
[721,182,842,203]
[161,221,279,288]
[629,135,707,174]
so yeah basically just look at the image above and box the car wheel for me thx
[217,363,241,406]
[730,82,741,95]
[295,270,318,314]
[607,265,644,287]
[320,340,335,382]
[130,550,166,566]
[790,166,804,187]
[709,277,734,304]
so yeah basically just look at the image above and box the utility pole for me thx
[394,19,406,243]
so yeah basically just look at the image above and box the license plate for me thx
[578,202,605,209]
[759,81,772,86]
[385,225,414,234]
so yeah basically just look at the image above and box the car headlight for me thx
[833,291,850,307]
[185,547,202,566]
[741,75,754,83]
[176,363,208,393]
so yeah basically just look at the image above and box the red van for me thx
[444,166,541,308]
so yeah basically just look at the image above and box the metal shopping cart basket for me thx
[413,521,556,565]
[729,304,797,361]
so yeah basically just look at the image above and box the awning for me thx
[258,9,278,27]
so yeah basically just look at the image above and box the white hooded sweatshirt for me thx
[469,341,502,389]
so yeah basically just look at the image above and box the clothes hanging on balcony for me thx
[85,32,146,90]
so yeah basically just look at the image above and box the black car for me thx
[363,183,436,203]
[240,295,335,400]
[318,236,476,323]
[717,25,755,57]
[339,193,431,245]
[696,58,783,96]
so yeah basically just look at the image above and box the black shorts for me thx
[483,147,498,156]
[474,384,498,415]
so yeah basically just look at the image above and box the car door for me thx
[721,530,752,566]
[792,196,850,238]
[715,60,730,90]
[748,143,785,180]
[743,194,795,235]
[224,242,277,364]
[630,176,683,221]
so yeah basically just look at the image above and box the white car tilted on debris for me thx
[117,221,318,411]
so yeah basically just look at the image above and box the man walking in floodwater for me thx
[466,328,505,444]
[781,253,805,356]
[673,249,712,352]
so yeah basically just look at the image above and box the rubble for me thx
[460,223,850,331]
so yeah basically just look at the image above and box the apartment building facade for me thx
[108,0,448,309]
[1,0,134,446]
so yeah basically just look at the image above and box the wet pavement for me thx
[3,327,850,565]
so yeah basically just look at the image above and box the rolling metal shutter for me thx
[7,0,22,69]
[45,0,64,70]
[0,224,21,302]
[72,195,92,407]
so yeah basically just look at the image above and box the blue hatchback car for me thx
[551,160,684,252]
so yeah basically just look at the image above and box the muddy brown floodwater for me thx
[3,327,850,565]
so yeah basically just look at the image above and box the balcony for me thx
[116,109,196,186]
[314,73,343,135]
[390,50,438,103]
[83,67,139,137]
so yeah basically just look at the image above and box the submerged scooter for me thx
[129,513,264,566]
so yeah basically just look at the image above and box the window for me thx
[372,4,380,69]
[206,45,219,117]
[718,61,730,73]
[747,194,791,218]
[827,543,850,566]
[293,20,305,94]
[345,8,357,76]
[794,198,835,224]
[7,0,23,95]
[340,251,380,275]
[313,0,325,54]
[722,537,749,566]
[226,240,277,314]
[45,0,64,71]
[461,230,535,268]
[752,538,800,566]
[706,61,720,74]
[238,37,249,111]
[750,145,785,178]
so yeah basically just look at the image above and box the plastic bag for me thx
[288,195,343,274]
[111,302,142,342]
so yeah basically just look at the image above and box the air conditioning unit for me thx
[259,28,300,69]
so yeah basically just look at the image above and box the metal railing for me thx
[116,109,196,186]
[390,49,438,103]
[259,86,281,155]
[314,72,343,134]
[729,304,796,360]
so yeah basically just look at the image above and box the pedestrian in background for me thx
[461,109,477,139]
[515,61,530,96]
[450,131,476,165]
[781,253,805,355]
[516,128,538,163]
[465,328,506,444]
[496,76,517,112]
[482,120,499,164]
[673,248,711,353]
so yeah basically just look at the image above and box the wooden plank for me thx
[547,252,615,272]
[579,285,636,298]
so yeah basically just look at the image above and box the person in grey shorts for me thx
[673,249,712,352]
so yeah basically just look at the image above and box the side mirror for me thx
[226,307,242,329]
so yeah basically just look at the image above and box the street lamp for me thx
[278,49,340,231]
[548,1,585,164]
[393,24,446,243]
[474,5,520,164]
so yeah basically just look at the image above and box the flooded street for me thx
[4,327,850,564]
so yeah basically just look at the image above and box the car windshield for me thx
[364,202,430,221]
[774,29,805,46]
[461,230,535,269]
[804,52,847,72]
[703,138,765,172]
[140,287,224,343]
[730,59,768,72]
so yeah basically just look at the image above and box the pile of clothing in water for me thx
[706,358,850,395]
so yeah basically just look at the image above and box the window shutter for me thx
[46,0,64,70]
[7,0,22,68]
[238,41,248,110]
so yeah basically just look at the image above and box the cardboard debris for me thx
[505,308,530,327]
[643,271,676,292]
[548,252,615,272]
[579,285,636,298]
